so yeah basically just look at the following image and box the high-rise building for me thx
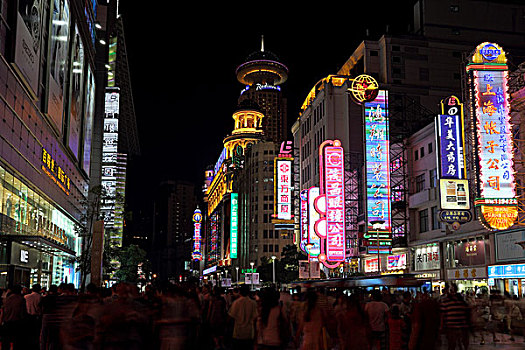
[151,181,198,280]
[0,0,101,288]
[96,2,140,251]
[236,37,288,143]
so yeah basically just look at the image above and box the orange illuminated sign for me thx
[42,148,70,196]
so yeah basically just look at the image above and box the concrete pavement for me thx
[438,333,525,349]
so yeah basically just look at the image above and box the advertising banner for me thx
[82,67,95,173]
[495,230,525,262]
[14,0,45,96]
[47,0,70,132]
[364,91,391,253]
[454,240,486,267]
[437,114,465,179]
[414,244,440,271]
[439,179,470,210]
[68,25,85,159]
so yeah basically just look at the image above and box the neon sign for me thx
[437,112,465,179]
[468,43,516,230]
[42,148,71,196]
[364,91,391,253]
[307,187,321,257]
[192,208,203,261]
[230,193,238,259]
[318,140,345,265]
[274,158,292,220]
[300,190,308,252]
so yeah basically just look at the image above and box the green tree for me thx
[113,244,151,283]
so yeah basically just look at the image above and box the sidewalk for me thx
[438,333,525,349]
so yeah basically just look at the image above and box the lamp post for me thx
[236,267,239,285]
[271,256,276,285]
[370,220,385,274]
[250,262,255,290]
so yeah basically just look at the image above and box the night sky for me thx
[119,2,416,216]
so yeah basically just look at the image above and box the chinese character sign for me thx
[321,143,345,262]
[275,159,292,220]
[438,114,464,179]
[364,91,392,245]
[474,70,515,199]
[300,190,308,252]
[230,193,238,259]
[307,187,321,257]
[192,209,203,261]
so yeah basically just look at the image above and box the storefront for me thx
[444,236,489,294]
[411,243,443,293]
[363,251,408,274]
[0,164,80,289]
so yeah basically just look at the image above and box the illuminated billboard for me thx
[439,179,470,210]
[318,140,345,265]
[307,187,321,257]
[230,193,238,259]
[300,190,308,252]
[364,90,391,254]
[274,158,293,220]
[437,114,464,179]
[468,42,517,230]
[192,208,203,261]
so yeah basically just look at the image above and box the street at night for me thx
[1,0,525,349]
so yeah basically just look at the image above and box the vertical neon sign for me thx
[192,208,203,261]
[319,140,345,265]
[307,187,321,257]
[364,90,391,254]
[468,42,517,230]
[275,158,292,220]
[300,189,308,252]
[230,193,238,259]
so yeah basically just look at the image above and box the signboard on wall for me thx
[495,230,525,262]
[363,90,392,254]
[274,158,292,220]
[230,193,238,259]
[414,244,440,271]
[468,42,517,231]
[455,240,486,266]
[439,179,470,210]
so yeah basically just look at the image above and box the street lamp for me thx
[250,262,255,290]
[370,220,385,274]
[271,256,277,285]
[236,267,239,285]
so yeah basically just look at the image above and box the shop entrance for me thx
[10,266,30,288]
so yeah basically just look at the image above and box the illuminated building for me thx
[0,0,104,288]
[204,100,265,270]
[96,6,140,254]
[236,37,288,144]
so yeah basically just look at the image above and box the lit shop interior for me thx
[488,264,525,297]
[444,236,490,294]
[0,165,81,289]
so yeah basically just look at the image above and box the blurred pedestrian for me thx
[1,285,27,350]
[336,293,369,350]
[440,283,470,350]
[25,283,43,348]
[365,290,389,350]
[228,284,258,350]
[208,286,228,350]
[296,289,324,350]
[408,291,440,350]
[256,287,289,350]
[387,305,404,350]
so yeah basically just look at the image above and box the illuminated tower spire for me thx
[236,39,288,143]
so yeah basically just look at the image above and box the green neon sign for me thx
[230,193,238,258]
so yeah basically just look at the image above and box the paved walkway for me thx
[438,333,525,349]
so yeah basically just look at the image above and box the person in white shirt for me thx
[24,283,43,348]
[365,290,390,350]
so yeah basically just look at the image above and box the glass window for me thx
[429,169,438,188]
[431,206,440,230]
[419,209,429,233]
[416,174,426,192]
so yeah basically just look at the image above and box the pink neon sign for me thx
[319,140,345,263]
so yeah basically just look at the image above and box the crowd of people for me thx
[0,280,525,349]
